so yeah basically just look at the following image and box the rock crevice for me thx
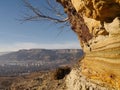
[57,0,120,89]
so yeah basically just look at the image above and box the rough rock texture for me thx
[71,0,120,22]
[1,0,119,90]
[58,0,120,89]
[0,71,67,90]
[65,64,115,90]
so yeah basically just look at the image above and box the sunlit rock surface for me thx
[71,0,120,22]
[1,0,120,90]
[82,17,120,89]
[58,0,120,89]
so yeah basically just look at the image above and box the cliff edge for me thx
[57,0,120,89]
[1,0,120,90]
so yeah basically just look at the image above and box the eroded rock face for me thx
[71,0,120,22]
[57,0,120,89]
[65,65,115,90]
[82,17,120,89]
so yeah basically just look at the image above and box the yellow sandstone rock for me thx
[58,0,120,89]
[71,0,120,22]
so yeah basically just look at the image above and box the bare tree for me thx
[22,0,92,47]
[22,0,69,24]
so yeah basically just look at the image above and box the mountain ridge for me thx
[0,49,83,76]
[0,49,83,61]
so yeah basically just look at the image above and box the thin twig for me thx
[23,0,68,23]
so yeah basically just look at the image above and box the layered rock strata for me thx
[57,0,120,89]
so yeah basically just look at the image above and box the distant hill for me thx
[0,49,83,62]
[0,52,10,56]
[0,49,83,76]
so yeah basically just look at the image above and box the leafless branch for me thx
[22,0,68,23]
[46,0,65,18]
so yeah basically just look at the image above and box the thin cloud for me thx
[0,42,80,52]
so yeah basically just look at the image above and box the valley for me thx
[0,49,83,76]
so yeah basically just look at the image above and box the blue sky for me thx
[0,0,80,52]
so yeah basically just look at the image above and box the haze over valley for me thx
[0,49,83,76]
